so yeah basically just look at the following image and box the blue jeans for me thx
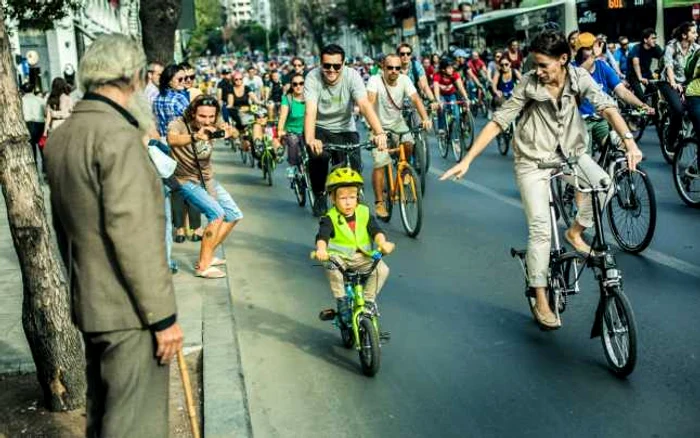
[179,180,243,223]
[163,183,176,270]
[438,94,459,131]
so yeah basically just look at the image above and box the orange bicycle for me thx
[377,128,424,238]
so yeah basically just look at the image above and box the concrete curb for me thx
[203,246,253,438]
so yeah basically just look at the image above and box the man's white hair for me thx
[79,33,147,93]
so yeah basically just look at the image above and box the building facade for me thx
[11,0,140,93]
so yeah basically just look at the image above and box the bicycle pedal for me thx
[379,331,391,342]
[319,309,336,321]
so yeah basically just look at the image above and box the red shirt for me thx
[433,72,460,96]
[506,50,523,71]
[467,58,486,77]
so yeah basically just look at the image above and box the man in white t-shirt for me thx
[243,65,264,102]
[367,54,431,218]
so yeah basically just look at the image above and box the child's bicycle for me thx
[312,251,390,377]
[377,127,424,238]
[254,124,280,186]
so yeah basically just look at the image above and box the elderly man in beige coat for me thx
[44,34,183,438]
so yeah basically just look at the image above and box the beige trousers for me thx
[326,251,390,300]
[515,153,611,288]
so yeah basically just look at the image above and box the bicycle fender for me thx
[590,292,605,339]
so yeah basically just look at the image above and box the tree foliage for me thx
[344,0,386,51]
[229,22,278,54]
[298,0,340,53]
[187,0,222,56]
[2,0,82,31]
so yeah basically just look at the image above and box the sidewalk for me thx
[0,166,251,436]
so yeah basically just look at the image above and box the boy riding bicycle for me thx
[314,167,395,321]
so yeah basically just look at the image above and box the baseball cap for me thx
[453,49,468,58]
[221,66,232,74]
[575,32,597,51]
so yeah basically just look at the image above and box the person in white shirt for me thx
[367,54,432,218]
[21,82,46,172]
[243,65,264,102]
[145,61,164,105]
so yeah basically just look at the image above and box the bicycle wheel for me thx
[240,144,248,165]
[398,166,423,238]
[460,110,475,154]
[437,115,449,159]
[265,156,273,186]
[659,114,675,165]
[552,179,577,228]
[673,138,700,207]
[358,316,381,377]
[413,132,428,195]
[248,149,255,168]
[293,172,306,207]
[607,166,656,253]
[450,117,464,162]
[601,286,638,378]
[378,166,393,222]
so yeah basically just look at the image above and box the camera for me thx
[207,129,226,139]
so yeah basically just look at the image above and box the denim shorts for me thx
[179,180,243,223]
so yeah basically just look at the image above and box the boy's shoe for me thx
[286,167,296,179]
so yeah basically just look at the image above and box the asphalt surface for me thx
[218,117,700,438]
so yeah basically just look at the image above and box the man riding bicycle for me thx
[397,43,438,106]
[573,33,651,153]
[367,54,432,218]
[304,44,388,217]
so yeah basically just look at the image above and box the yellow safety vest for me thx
[326,205,373,259]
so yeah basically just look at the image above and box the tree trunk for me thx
[0,11,86,411]
[140,0,182,64]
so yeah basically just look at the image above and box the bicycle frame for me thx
[327,255,383,349]
[385,134,418,204]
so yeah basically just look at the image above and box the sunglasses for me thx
[322,63,343,71]
[174,77,185,83]
[199,97,218,106]
[292,81,304,86]
[385,66,401,71]
[185,75,195,81]
[293,63,303,67]
[500,63,510,67]
[399,51,412,56]
[233,77,243,81]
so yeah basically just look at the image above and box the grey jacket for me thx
[45,95,177,333]
[491,65,617,164]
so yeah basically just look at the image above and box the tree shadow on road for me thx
[239,302,361,375]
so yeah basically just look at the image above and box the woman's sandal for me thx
[194,258,226,270]
[195,266,226,279]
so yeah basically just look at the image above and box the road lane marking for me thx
[428,167,700,280]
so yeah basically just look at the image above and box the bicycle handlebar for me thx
[310,251,385,276]
[323,141,377,152]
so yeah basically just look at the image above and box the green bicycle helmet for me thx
[325,167,364,193]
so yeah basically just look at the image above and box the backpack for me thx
[684,47,700,82]
[410,59,421,88]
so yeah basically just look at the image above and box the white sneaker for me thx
[286,167,296,179]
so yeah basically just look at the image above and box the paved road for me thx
[218,117,700,438]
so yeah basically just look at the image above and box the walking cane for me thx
[177,349,201,438]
